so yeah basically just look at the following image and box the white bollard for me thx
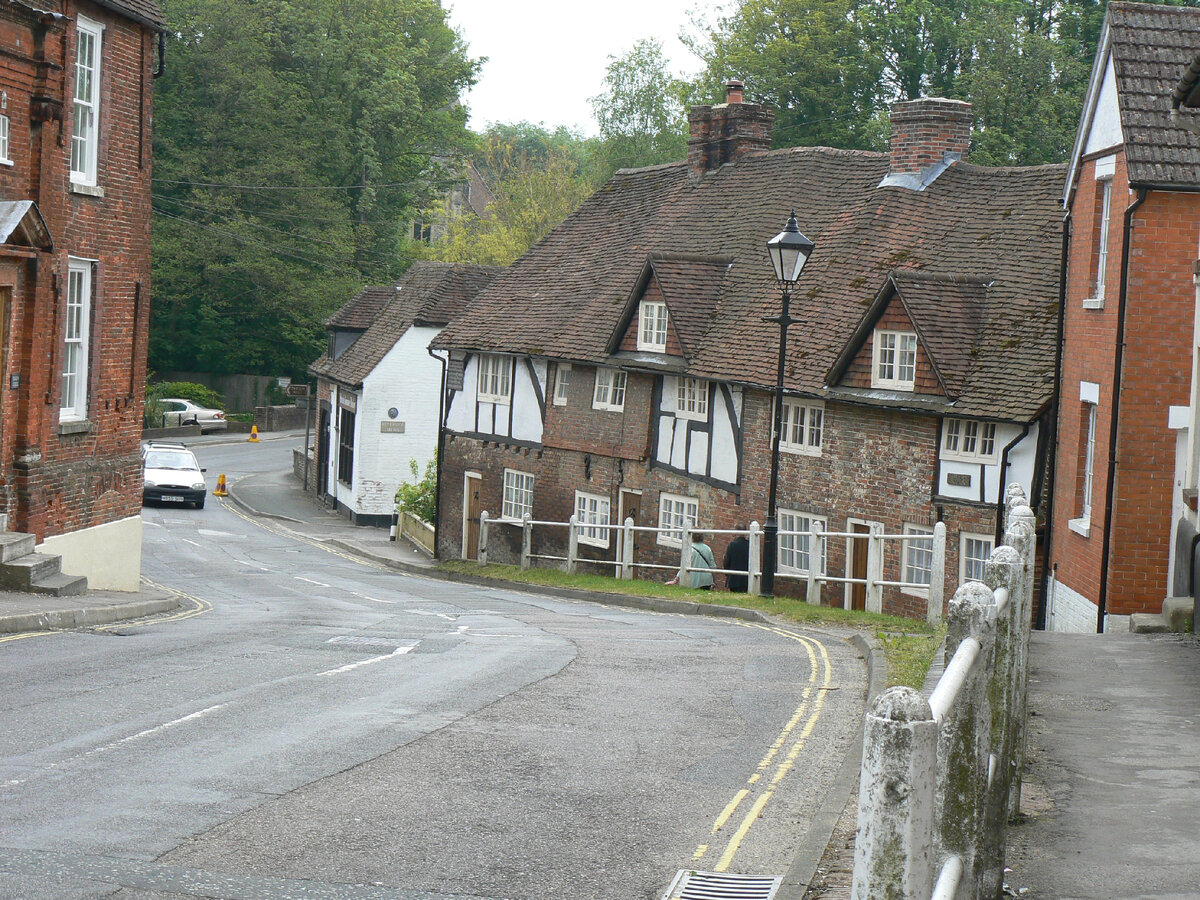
[521,513,532,570]
[567,514,579,575]
[621,517,634,581]
[748,521,762,596]
[478,510,490,567]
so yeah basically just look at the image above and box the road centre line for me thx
[295,576,330,587]
[315,644,416,677]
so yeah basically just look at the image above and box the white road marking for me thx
[180,538,201,548]
[197,529,236,538]
[295,576,330,587]
[90,704,230,754]
[316,644,416,677]
[409,610,457,620]
[349,591,394,604]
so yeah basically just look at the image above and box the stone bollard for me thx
[478,511,490,566]
[748,521,762,596]
[620,517,634,581]
[851,686,939,900]
[935,581,998,900]
[520,514,532,570]
[566,514,579,575]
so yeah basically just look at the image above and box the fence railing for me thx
[850,485,1036,899]
[475,510,948,622]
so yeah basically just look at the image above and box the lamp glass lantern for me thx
[767,211,815,287]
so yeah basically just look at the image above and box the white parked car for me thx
[141,441,208,509]
[158,398,227,433]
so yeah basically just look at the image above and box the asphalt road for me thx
[0,436,867,900]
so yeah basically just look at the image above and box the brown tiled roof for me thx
[1106,2,1200,187]
[649,254,731,359]
[92,0,166,29]
[433,148,1064,421]
[311,261,502,388]
[894,273,988,398]
[325,285,394,331]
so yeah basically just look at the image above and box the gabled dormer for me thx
[608,252,732,364]
[324,285,394,361]
[827,271,988,399]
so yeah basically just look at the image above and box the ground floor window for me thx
[779,510,827,574]
[337,407,355,484]
[658,492,698,547]
[502,469,534,520]
[902,523,934,595]
[960,533,994,584]
[575,490,611,547]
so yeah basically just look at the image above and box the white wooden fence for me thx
[851,485,1036,899]
[475,511,948,622]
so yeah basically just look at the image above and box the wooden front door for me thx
[464,474,482,560]
[850,522,870,611]
[617,489,642,568]
[316,407,330,497]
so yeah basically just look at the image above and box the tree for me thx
[151,0,479,377]
[590,38,688,176]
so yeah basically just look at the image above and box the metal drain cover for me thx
[661,870,782,900]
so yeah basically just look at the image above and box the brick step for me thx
[0,531,35,563]
[29,571,88,597]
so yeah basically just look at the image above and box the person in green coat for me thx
[667,533,716,590]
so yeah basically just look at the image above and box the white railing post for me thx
[805,528,821,604]
[620,516,634,581]
[478,510,490,567]
[928,521,947,624]
[866,522,885,613]
[748,521,762,596]
[851,686,939,900]
[678,524,692,585]
[567,514,579,575]
[935,581,999,900]
[1004,490,1037,820]
[520,513,532,570]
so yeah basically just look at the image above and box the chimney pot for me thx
[687,85,773,177]
[726,80,744,105]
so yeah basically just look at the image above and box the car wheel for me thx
[194,496,206,510]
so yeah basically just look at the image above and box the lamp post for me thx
[761,211,815,597]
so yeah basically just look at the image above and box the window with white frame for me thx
[502,469,534,520]
[71,16,103,187]
[872,329,918,390]
[902,524,934,595]
[1093,178,1113,303]
[676,377,709,421]
[657,492,698,547]
[60,258,92,421]
[553,363,570,405]
[960,533,994,584]
[477,353,512,404]
[780,398,823,455]
[778,510,827,574]
[1079,401,1097,522]
[941,418,998,463]
[575,490,611,548]
[637,300,669,352]
[593,367,627,411]
[0,114,11,165]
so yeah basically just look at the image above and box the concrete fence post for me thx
[478,511,490,567]
[1003,503,1037,821]
[566,515,579,575]
[935,581,998,900]
[520,514,532,570]
[679,524,692,585]
[620,517,634,581]
[806,528,819,605]
[866,522,885,614]
[929,521,947,624]
[851,686,939,900]
[748,521,762,596]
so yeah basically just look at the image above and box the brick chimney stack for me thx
[688,80,774,177]
[888,98,972,174]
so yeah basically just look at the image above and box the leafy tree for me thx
[151,0,479,378]
[590,38,688,176]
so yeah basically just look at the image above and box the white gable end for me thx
[1085,56,1123,155]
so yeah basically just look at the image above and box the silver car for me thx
[158,398,228,433]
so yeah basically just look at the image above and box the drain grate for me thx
[661,870,782,900]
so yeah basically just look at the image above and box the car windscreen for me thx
[144,450,197,470]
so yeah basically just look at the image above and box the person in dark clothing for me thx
[724,527,750,592]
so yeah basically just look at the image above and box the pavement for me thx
[1,450,1197,898]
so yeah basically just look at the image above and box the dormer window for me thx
[637,300,669,352]
[872,329,917,391]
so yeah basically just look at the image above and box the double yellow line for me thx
[693,623,834,872]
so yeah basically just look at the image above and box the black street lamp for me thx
[761,211,815,597]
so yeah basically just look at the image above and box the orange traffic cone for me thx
[248,425,259,443]
[213,473,228,497]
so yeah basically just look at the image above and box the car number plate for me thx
[161,496,184,503]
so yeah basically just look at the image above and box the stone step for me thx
[1129,597,1195,634]
[0,532,35,563]
[30,571,88,597]
[0,552,63,591]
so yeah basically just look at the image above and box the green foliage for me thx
[151,0,479,378]
[148,380,225,410]
[394,455,437,525]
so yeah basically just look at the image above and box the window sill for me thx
[593,405,625,413]
[940,453,999,466]
[871,381,915,392]
[0,158,13,168]
[478,396,510,406]
[780,444,821,457]
[1082,297,1105,310]
[901,586,931,599]
[578,538,610,550]
[70,181,104,199]
[1068,517,1091,537]
[58,419,93,436]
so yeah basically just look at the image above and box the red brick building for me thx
[430,86,1065,622]
[1046,3,1200,632]
[0,0,161,592]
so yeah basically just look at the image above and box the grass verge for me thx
[437,559,945,688]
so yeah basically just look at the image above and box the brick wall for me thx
[889,98,973,174]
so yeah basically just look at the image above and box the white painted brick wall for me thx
[1045,575,1098,633]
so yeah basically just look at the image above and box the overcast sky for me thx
[446,0,712,136]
